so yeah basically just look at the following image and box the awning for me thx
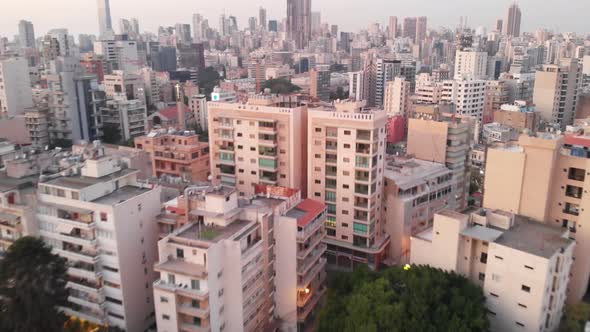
[56,223,75,234]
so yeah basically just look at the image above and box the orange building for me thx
[134,130,210,183]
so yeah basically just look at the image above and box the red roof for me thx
[295,199,326,228]
[254,184,299,198]
[157,106,179,120]
[158,106,187,120]
[564,135,590,148]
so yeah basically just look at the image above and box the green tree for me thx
[560,303,590,332]
[198,67,221,97]
[317,265,490,332]
[261,78,302,94]
[102,124,122,145]
[0,237,68,332]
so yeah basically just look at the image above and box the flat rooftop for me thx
[175,218,252,244]
[45,168,137,190]
[0,173,36,192]
[384,157,449,190]
[92,185,151,205]
[494,216,573,258]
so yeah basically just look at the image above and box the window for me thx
[521,285,531,293]
[342,235,349,240]
[478,273,485,281]
[315,128,322,132]
[160,296,168,303]
[100,212,108,222]
[168,274,175,284]
[344,144,351,148]
[191,279,200,290]
[71,192,79,200]
[344,130,351,135]
[568,168,585,182]
[176,249,184,259]
[480,252,488,264]
[162,315,170,320]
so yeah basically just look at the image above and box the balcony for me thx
[259,158,278,170]
[325,155,337,165]
[355,171,370,182]
[259,146,278,158]
[218,153,235,166]
[297,232,325,259]
[563,203,580,216]
[566,185,583,199]
[325,166,337,177]
[218,144,235,152]
[326,142,338,151]
[356,130,371,141]
[354,198,369,209]
[38,206,95,230]
[355,157,370,169]
[153,280,209,300]
[297,285,327,320]
[356,143,371,155]
[297,213,325,242]
[258,121,277,133]
[297,244,327,276]
[568,168,585,182]
[55,246,99,264]
[297,257,327,289]
[355,184,369,196]
[258,134,278,147]
[179,323,211,332]
[178,304,210,319]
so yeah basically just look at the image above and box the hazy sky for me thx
[1,0,588,38]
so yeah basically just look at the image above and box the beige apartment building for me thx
[383,156,453,264]
[153,184,326,332]
[533,58,582,129]
[207,95,307,197]
[36,148,162,331]
[484,132,590,303]
[307,100,390,270]
[494,101,539,132]
[411,209,574,332]
[407,118,471,210]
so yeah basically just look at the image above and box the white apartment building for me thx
[348,71,366,101]
[384,77,410,116]
[153,185,327,332]
[37,149,162,331]
[443,77,486,124]
[415,73,444,104]
[383,156,453,264]
[454,49,488,80]
[412,209,574,332]
[103,71,145,102]
[0,57,33,116]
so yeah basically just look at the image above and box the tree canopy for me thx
[101,124,123,145]
[559,303,590,332]
[317,265,490,332]
[198,67,221,98]
[0,237,69,332]
[261,78,302,94]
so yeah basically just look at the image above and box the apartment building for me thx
[101,96,148,141]
[533,58,582,129]
[153,184,327,332]
[407,118,471,210]
[0,56,33,116]
[307,100,390,270]
[103,70,145,102]
[483,132,590,302]
[310,65,331,102]
[454,50,488,80]
[135,130,210,183]
[0,167,37,256]
[484,80,510,124]
[25,107,50,148]
[443,77,486,124]
[36,148,162,331]
[411,209,574,332]
[207,95,308,197]
[494,101,539,132]
[382,156,453,264]
[384,77,411,116]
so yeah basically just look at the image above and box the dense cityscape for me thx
[0,0,589,331]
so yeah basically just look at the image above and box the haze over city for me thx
[1,0,589,36]
[0,0,590,331]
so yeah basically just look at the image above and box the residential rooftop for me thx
[92,185,151,205]
[44,168,137,190]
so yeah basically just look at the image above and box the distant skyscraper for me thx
[259,7,267,30]
[504,2,522,37]
[192,14,203,40]
[388,16,398,39]
[18,20,35,48]
[415,16,427,44]
[268,20,278,32]
[287,0,312,49]
[248,17,257,31]
[96,0,113,38]
[495,19,503,33]
[402,17,417,42]
[311,11,321,34]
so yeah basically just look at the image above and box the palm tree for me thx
[0,237,68,332]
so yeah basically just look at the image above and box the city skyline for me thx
[1,0,589,38]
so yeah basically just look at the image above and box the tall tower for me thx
[18,20,35,48]
[259,7,267,30]
[96,0,113,38]
[503,1,522,37]
[388,16,398,39]
[415,16,428,44]
[287,0,312,49]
